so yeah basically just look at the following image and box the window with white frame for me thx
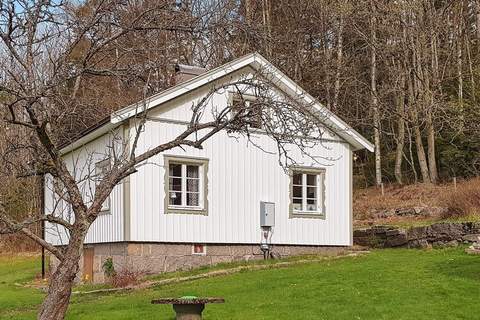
[95,159,111,212]
[165,156,208,214]
[290,168,325,217]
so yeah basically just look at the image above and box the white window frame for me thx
[168,163,204,210]
[290,167,326,219]
[95,159,111,214]
[164,156,209,215]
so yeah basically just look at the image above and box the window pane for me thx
[169,178,182,191]
[292,198,302,211]
[292,185,302,198]
[292,173,302,185]
[293,197,302,211]
[307,186,317,199]
[187,192,199,206]
[169,192,182,205]
[187,178,199,192]
[187,165,199,178]
[169,164,182,177]
[307,174,317,186]
[306,199,317,211]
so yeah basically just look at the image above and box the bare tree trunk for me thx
[371,4,382,186]
[38,231,86,320]
[71,75,82,99]
[412,115,431,184]
[457,32,464,107]
[466,37,476,102]
[476,0,480,41]
[333,13,344,111]
[426,110,437,183]
[324,34,332,110]
[394,74,406,184]
[408,70,431,184]
[427,35,439,184]
[262,0,272,56]
[406,123,418,183]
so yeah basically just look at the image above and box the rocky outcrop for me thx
[353,222,480,249]
[369,206,449,219]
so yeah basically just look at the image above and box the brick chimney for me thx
[174,63,207,84]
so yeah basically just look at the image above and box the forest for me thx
[32,0,479,187]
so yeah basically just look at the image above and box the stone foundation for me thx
[50,243,346,284]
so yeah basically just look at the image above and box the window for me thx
[192,244,206,255]
[164,156,209,215]
[230,93,263,129]
[290,168,325,218]
[95,159,111,213]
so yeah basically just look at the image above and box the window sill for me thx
[290,211,325,219]
[166,206,208,215]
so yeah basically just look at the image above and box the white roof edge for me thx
[110,53,257,124]
[71,52,372,153]
[59,122,118,155]
[249,54,374,152]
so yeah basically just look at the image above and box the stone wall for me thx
[353,222,480,249]
[51,243,346,284]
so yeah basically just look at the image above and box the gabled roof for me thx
[61,53,373,154]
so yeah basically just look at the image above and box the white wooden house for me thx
[45,53,373,282]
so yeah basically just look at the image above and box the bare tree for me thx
[0,1,334,319]
[370,1,382,187]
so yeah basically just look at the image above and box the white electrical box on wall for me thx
[260,201,275,227]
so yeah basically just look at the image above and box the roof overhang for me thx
[59,121,118,155]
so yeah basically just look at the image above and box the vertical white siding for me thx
[130,120,352,246]
[45,131,125,245]
[127,72,353,246]
[46,66,354,247]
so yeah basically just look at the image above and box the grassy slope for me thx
[0,255,43,319]
[1,248,480,320]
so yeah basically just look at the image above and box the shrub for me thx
[441,178,480,218]
[110,269,142,288]
[102,257,116,278]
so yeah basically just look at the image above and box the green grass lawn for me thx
[1,248,479,319]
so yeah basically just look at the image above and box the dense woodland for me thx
[29,0,479,187]
[0,0,478,233]
[2,0,480,190]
